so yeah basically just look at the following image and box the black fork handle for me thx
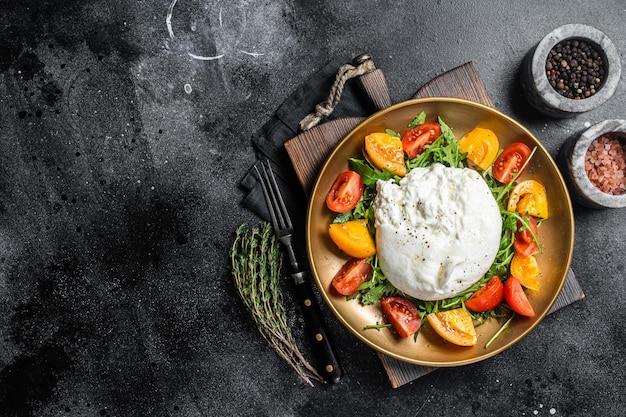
[291,271,343,384]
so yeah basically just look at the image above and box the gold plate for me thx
[306,97,575,367]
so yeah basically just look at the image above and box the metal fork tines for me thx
[254,160,300,272]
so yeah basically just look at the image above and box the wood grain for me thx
[412,61,494,107]
[357,69,393,111]
[285,117,364,196]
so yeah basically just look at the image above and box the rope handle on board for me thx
[299,53,376,131]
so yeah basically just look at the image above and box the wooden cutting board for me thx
[284,61,585,388]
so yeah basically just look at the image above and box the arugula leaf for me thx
[415,274,493,319]
[363,323,393,331]
[407,111,427,128]
[332,211,352,224]
[355,256,402,305]
[349,158,395,187]
[407,117,467,170]
[487,210,516,278]
[485,314,515,348]
[385,128,400,138]
[360,280,399,305]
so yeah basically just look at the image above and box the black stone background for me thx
[0,0,625,416]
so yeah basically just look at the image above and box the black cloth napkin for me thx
[240,56,378,235]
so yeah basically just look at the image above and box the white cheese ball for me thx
[374,163,502,300]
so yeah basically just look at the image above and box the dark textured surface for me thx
[1,1,625,416]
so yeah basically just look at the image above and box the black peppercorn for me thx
[545,38,606,100]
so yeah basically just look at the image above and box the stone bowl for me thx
[559,119,626,208]
[520,24,621,118]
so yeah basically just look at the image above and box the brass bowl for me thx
[306,97,575,367]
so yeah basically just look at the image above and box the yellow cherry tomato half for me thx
[510,253,540,291]
[457,127,500,171]
[507,179,549,219]
[364,132,406,177]
[328,219,376,258]
[427,308,478,347]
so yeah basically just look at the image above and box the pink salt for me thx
[585,133,626,195]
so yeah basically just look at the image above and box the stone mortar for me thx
[520,23,621,118]
[558,119,626,208]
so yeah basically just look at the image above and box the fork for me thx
[255,159,343,384]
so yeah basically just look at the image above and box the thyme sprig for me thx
[230,223,323,386]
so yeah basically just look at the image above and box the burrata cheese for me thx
[374,163,502,300]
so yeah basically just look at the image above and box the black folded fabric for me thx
[240,56,377,237]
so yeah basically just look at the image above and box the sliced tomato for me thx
[381,296,421,338]
[331,258,372,296]
[507,179,549,219]
[510,253,540,291]
[513,214,539,257]
[504,276,536,317]
[328,219,376,258]
[457,127,500,171]
[427,308,478,346]
[492,142,532,184]
[325,171,364,213]
[401,122,442,159]
[464,277,504,312]
[364,132,406,176]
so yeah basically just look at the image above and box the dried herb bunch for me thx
[230,223,323,386]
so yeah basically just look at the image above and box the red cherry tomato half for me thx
[504,276,536,317]
[381,296,422,338]
[331,258,372,296]
[492,142,532,184]
[401,122,442,159]
[465,277,504,312]
[513,214,539,257]
[325,171,364,213]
